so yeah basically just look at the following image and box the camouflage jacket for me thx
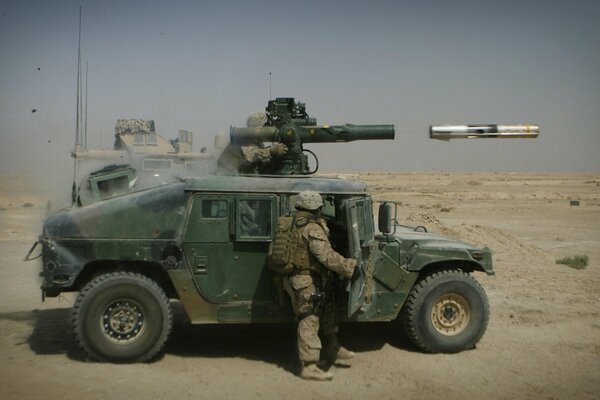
[292,211,356,279]
[240,144,271,165]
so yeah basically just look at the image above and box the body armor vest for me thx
[291,212,327,275]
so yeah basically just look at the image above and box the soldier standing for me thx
[284,190,358,381]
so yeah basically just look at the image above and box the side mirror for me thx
[378,202,394,234]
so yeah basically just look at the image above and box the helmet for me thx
[295,191,324,211]
[246,112,268,128]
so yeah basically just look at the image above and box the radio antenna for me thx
[72,5,82,204]
[85,62,88,149]
[75,6,81,148]
[269,72,272,100]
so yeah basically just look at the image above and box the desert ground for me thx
[1,171,599,399]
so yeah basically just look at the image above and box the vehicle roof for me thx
[184,175,369,195]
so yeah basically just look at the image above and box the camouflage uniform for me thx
[239,112,287,174]
[283,193,356,380]
[239,200,260,236]
[216,112,287,174]
[240,145,273,168]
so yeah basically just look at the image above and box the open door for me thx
[344,198,369,316]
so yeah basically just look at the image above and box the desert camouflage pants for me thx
[284,274,338,363]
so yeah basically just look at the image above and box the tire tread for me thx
[73,271,173,363]
[400,269,490,353]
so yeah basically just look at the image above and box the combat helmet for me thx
[246,112,268,128]
[295,191,324,211]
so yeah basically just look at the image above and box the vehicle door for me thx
[343,197,372,316]
[183,193,278,303]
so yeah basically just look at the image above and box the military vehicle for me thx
[72,119,214,206]
[25,98,501,363]
[33,175,492,362]
[26,98,494,362]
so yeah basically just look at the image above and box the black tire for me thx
[73,272,173,363]
[400,269,490,353]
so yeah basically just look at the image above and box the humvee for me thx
[33,174,492,362]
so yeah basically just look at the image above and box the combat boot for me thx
[300,363,333,381]
[335,346,356,360]
[321,335,356,365]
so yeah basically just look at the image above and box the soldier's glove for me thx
[269,143,288,157]
[345,258,358,280]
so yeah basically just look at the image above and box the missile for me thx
[430,124,539,140]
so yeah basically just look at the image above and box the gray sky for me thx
[1,0,599,173]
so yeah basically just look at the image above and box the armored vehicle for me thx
[33,174,492,362]
[71,119,214,206]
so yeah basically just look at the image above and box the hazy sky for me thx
[1,0,599,173]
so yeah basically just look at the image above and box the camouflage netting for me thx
[115,119,156,135]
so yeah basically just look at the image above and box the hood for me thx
[390,225,483,251]
[43,182,188,240]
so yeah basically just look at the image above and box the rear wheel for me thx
[73,272,173,362]
[400,269,489,353]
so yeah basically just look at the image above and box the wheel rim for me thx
[431,293,471,336]
[102,299,145,343]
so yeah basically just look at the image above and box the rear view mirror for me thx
[378,202,394,234]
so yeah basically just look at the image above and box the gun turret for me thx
[226,97,395,175]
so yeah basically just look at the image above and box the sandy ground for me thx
[1,171,599,399]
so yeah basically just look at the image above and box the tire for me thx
[400,269,489,353]
[73,272,173,363]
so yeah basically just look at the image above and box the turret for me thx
[219,97,395,175]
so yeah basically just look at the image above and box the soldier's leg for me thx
[298,314,320,364]
[320,296,355,365]
[288,275,332,380]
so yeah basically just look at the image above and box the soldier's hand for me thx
[345,258,358,280]
[269,143,288,157]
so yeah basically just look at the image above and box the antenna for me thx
[75,6,81,149]
[79,56,83,148]
[72,5,82,204]
[85,62,88,149]
[269,72,272,100]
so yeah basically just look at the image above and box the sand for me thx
[1,171,599,399]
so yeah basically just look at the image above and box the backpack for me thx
[267,215,297,274]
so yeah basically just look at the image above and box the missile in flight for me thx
[430,124,539,140]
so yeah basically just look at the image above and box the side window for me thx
[202,199,227,218]
[147,132,157,145]
[184,195,231,243]
[343,197,374,246]
[321,195,336,218]
[97,175,130,199]
[143,159,172,171]
[185,162,202,173]
[134,132,144,145]
[237,197,276,241]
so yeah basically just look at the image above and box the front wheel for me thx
[400,269,490,353]
[73,272,173,362]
